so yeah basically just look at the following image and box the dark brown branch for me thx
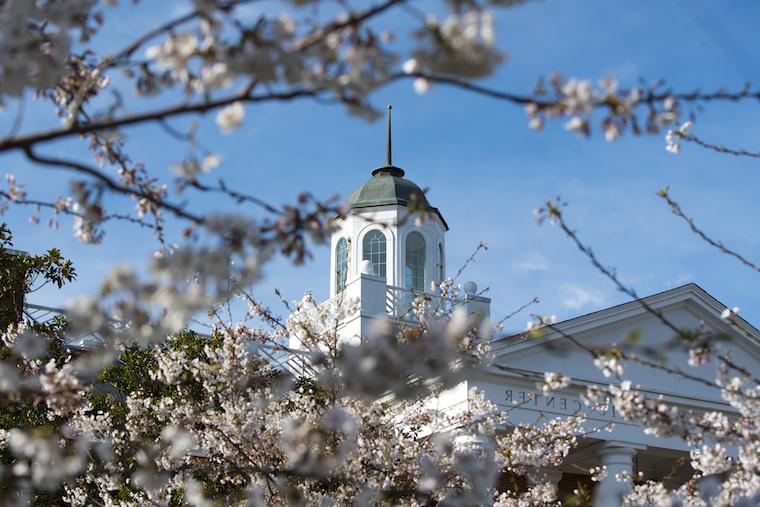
[402,72,551,105]
[4,68,759,156]
[294,0,407,52]
[0,0,407,152]
[0,88,316,153]
[108,0,263,65]
[541,199,682,336]
[0,191,158,230]
[187,180,280,214]
[681,133,760,158]
[158,118,196,142]
[23,147,202,224]
[542,199,760,386]
[659,188,760,274]
[401,72,760,110]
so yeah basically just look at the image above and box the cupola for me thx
[329,106,448,297]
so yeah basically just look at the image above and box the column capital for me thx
[596,443,641,460]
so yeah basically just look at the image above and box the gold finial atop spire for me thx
[386,104,392,166]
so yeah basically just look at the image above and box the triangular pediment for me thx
[492,283,760,362]
[483,284,760,410]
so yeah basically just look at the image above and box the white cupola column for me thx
[593,442,641,507]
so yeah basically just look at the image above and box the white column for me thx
[594,443,638,507]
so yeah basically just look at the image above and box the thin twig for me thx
[659,188,760,274]
[0,191,158,230]
[496,296,539,327]
[23,147,202,224]
[542,199,760,386]
[294,0,407,52]
[450,242,488,283]
[543,200,681,336]
[681,133,760,158]
[188,180,280,214]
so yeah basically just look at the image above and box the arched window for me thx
[335,238,348,293]
[405,232,426,291]
[438,242,445,282]
[362,230,387,279]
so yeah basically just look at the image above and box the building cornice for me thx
[491,283,760,357]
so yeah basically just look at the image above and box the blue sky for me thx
[3,0,760,332]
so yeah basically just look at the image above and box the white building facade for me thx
[292,110,760,506]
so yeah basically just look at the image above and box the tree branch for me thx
[1,88,317,153]
[540,198,760,387]
[23,147,202,224]
[681,132,760,158]
[5,70,759,156]
[186,179,280,215]
[295,0,407,52]
[659,188,760,274]
[0,191,159,230]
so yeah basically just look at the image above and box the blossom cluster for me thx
[0,0,100,104]
[1,2,759,506]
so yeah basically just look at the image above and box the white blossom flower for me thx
[216,102,245,134]
[603,119,621,141]
[414,77,431,94]
[540,371,570,393]
[564,115,587,134]
[665,122,693,154]
[184,478,213,507]
[594,354,624,378]
[161,426,196,459]
[402,58,421,74]
[528,116,544,131]
[590,465,607,482]
[691,443,732,475]
[665,135,681,154]
[197,62,234,92]
[688,346,711,367]
[171,154,221,178]
[145,33,198,74]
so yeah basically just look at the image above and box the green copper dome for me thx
[347,104,448,229]
[347,165,448,229]
[348,165,430,208]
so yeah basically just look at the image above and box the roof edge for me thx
[349,203,449,230]
[493,283,760,351]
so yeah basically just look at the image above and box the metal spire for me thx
[386,104,392,166]
[370,104,404,178]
